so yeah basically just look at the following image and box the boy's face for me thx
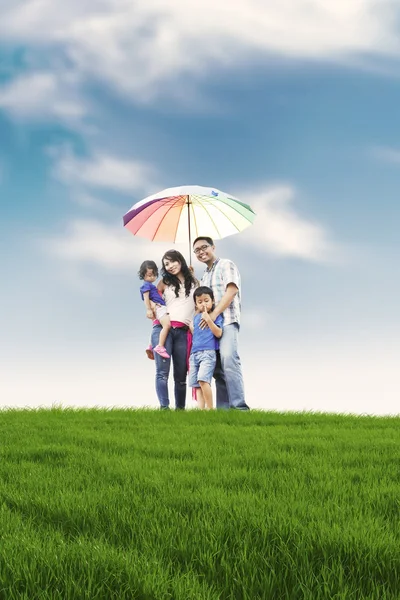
[143,268,157,283]
[195,293,213,312]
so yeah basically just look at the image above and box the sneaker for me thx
[145,345,154,360]
[153,345,170,359]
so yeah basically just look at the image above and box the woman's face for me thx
[163,257,182,276]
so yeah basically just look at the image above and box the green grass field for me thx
[0,408,399,599]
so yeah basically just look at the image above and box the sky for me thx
[1,0,399,415]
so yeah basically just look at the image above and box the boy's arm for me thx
[202,310,222,338]
[188,320,194,334]
[209,321,222,338]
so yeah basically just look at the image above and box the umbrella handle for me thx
[187,197,192,267]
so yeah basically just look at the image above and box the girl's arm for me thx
[142,292,155,319]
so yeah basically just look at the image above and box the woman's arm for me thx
[157,280,166,294]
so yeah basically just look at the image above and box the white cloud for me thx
[0,71,86,121]
[241,308,271,331]
[44,219,137,269]
[41,182,335,274]
[371,145,400,165]
[42,218,188,271]
[72,192,115,213]
[0,0,399,106]
[51,145,156,193]
[237,185,334,262]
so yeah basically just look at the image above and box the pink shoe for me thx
[145,345,154,360]
[153,345,170,359]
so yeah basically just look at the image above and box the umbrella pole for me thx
[187,197,192,266]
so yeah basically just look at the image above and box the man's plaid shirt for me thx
[200,258,241,327]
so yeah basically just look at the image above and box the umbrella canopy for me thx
[123,185,256,258]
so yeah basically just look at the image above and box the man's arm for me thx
[199,283,237,329]
[211,283,238,319]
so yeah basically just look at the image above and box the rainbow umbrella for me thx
[123,185,256,260]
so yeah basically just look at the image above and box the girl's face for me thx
[143,268,157,283]
[163,258,182,276]
[195,293,213,313]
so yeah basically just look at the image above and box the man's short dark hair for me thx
[193,236,214,247]
[138,260,158,280]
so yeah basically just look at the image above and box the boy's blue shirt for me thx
[191,313,224,354]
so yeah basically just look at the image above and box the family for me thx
[138,236,250,411]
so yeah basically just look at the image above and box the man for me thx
[193,236,250,410]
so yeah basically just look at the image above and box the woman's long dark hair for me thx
[161,250,196,298]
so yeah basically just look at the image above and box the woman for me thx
[150,250,198,410]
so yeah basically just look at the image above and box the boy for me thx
[189,286,223,409]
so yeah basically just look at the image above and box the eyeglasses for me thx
[193,244,210,255]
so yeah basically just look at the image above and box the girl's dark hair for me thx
[138,260,158,280]
[161,250,196,297]
[193,286,215,304]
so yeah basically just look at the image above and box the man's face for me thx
[193,240,215,265]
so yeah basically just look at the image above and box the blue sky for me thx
[1,0,399,414]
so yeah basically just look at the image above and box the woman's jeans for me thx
[213,323,249,411]
[151,325,188,410]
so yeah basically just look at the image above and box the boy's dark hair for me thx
[193,286,215,304]
[193,236,214,247]
[138,260,158,280]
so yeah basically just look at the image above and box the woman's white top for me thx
[163,283,196,326]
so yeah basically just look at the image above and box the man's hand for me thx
[146,309,155,320]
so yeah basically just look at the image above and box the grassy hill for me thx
[0,408,399,599]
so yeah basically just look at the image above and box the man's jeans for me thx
[151,325,188,410]
[214,323,249,410]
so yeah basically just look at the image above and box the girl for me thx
[139,260,171,359]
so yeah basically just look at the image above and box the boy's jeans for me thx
[213,323,249,410]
